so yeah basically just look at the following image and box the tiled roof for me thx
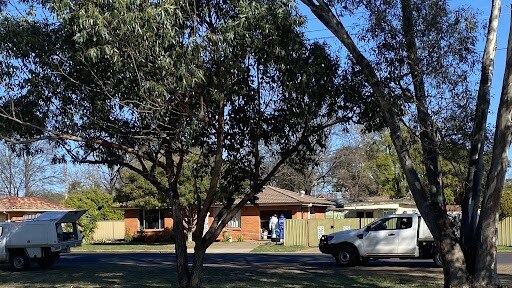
[253,186,333,206]
[0,196,69,211]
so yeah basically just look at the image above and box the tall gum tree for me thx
[301,0,511,286]
[0,0,367,287]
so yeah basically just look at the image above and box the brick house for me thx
[0,196,70,222]
[121,186,334,240]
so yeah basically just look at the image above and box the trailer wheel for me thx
[335,245,359,267]
[10,253,30,271]
[433,250,443,267]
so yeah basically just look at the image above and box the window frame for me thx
[227,211,241,228]
[398,217,413,229]
[369,217,399,231]
[140,209,165,230]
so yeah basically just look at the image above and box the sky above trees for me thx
[299,0,512,175]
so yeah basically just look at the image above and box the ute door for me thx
[396,216,418,255]
[363,217,399,255]
[0,225,6,261]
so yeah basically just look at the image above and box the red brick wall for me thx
[163,209,174,230]
[125,205,327,239]
[208,205,327,241]
[124,209,174,236]
[125,209,140,236]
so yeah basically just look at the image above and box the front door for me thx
[363,217,399,255]
[0,225,6,261]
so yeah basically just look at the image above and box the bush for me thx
[64,187,123,242]
[222,231,232,242]
[132,228,175,243]
[500,188,512,220]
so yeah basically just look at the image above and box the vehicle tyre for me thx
[10,253,30,271]
[433,250,443,267]
[335,246,359,267]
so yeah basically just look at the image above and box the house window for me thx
[140,209,164,230]
[227,211,241,228]
[356,211,373,218]
[22,213,41,221]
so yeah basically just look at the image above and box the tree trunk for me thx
[189,241,208,288]
[473,5,512,286]
[437,217,470,287]
[187,227,193,243]
[461,0,501,275]
[171,195,191,288]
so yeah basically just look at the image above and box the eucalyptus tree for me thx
[0,0,361,287]
[301,0,511,286]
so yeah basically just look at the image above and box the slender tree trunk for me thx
[171,193,191,288]
[189,241,208,288]
[473,6,512,286]
[300,0,472,286]
[437,217,469,287]
[461,0,501,275]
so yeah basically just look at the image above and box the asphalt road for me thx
[57,251,512,268]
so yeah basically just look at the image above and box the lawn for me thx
[2,252,512,288]
[251,244,308,253]
[0,258,445,288]
[73,242,176,252]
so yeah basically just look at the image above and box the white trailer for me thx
[0,210,85,270]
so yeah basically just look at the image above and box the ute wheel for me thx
[10,253,30,271]
[433,250,443,267]
[335,246,359,267]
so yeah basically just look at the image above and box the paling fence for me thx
[498,217,512,246]
[284,218,375,247]
[284,217,512,247]
[92,220,125,242]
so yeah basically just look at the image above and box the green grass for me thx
[251,244,308,253]
[0,258,448,288]
[72,242,176,251]
[498,246,512,251]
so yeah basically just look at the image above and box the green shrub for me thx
[64,187,123,242]
[133,228,175,243]
[222,231,232,242]
[500,188,512,220]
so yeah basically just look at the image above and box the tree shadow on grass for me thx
[0,252,445,288]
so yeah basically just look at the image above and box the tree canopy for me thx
[64,187,123,241]
[0,1,365,287]
[301,0,511,286]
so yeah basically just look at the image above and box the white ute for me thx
[319,213,442,267]
[0,210,85,270]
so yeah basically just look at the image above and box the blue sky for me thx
[298,2,512,176]
[299,1,510,125]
